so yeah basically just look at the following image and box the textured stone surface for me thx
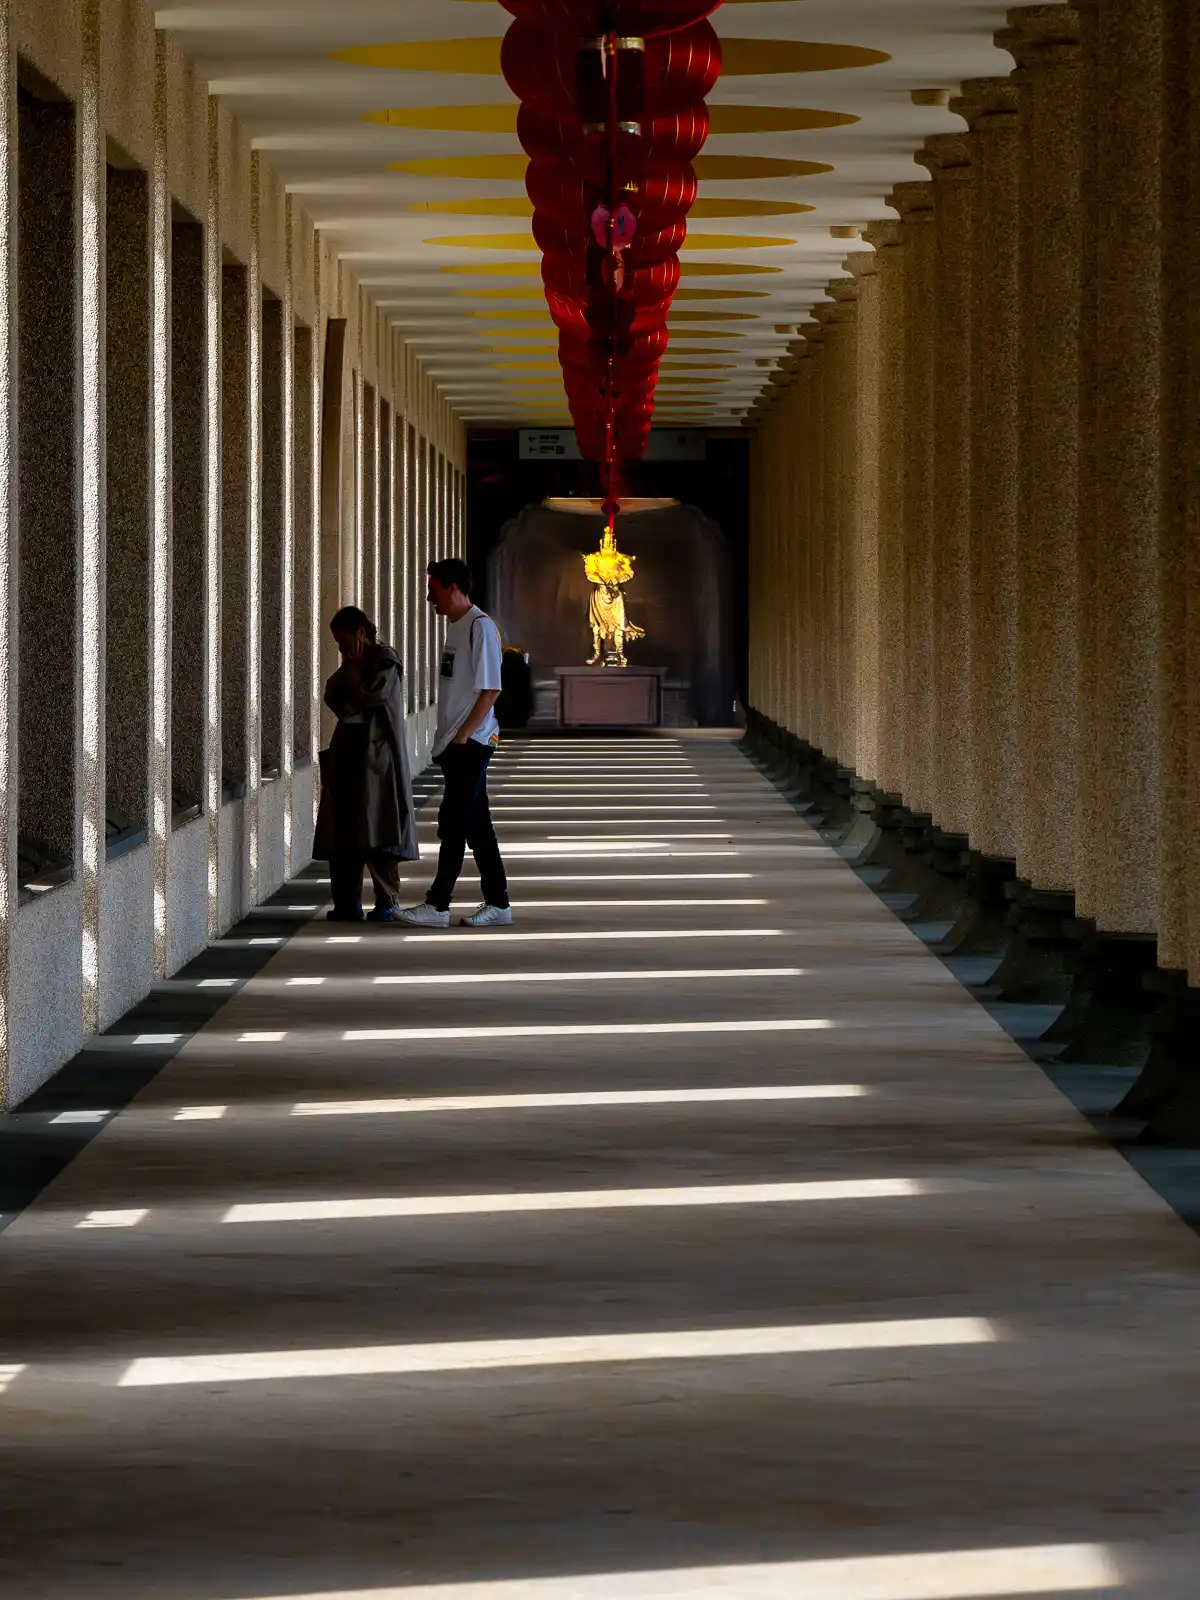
[862,220,906,799]
[171,216,206,812]
[11,884,83,1107]
[98,841,152,1030]
[917,135,974,840]
[1158,0,1197,975]
[890,181,937,818]
[1,740,1199,1594]
[952,78,1022,862]
[1086,0,1163,935]
[17,94,77,866]
[846,252,881,784]
[292,322,316,761]
[220,263,249,791]
[1003,9,1085,895]
[105,164,152,833]
[260,295,284,779]
[165,813,209,975]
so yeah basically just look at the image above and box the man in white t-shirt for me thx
[398,558,512,928]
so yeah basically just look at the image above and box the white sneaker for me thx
[397,902,451,928]
[459,903,514,928]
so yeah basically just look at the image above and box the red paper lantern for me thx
[500,0,721,39]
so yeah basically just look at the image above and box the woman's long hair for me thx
[330,605,377,643]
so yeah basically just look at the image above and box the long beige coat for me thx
[313,642,419,860]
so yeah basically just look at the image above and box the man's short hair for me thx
[427,557,472,596]
[330,604,377,642]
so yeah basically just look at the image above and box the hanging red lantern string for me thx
[501,1,724,516]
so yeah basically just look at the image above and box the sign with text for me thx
[519,429,707,462]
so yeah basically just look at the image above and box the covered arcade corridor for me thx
[3,0,1200,1592]
[0,739,1197,1595]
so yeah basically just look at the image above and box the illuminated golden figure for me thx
[585,527,645,667]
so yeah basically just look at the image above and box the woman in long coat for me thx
[313,605,419,921]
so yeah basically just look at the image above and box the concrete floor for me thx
[0,736,1197,1598]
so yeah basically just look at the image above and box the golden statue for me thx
[585,525,645,667]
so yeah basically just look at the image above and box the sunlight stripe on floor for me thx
[239,1542,1119,1599]
[371,966,801,988]
[291,1084,868,1116]
[120,1313,990,1389]
[343,1019,830,1043]
[223,1176,917,1225]
[399,929,779,946]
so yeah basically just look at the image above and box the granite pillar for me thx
[260,294,284,781]
[0,3,14,1102]
[361,381,378,624]
[1084,0,1163,936]
[245,164,264,905]
[1159,0,1197,977]
[915,136,974,841]
[803,325,827,752]
[790,353,809,739]
[149,39,172,976]
[104,165,151,846]
[203,101,223,939]
[845,251,882,786]
[170,215,204,818]
[292,323,315,765]
[220,263,249,801]
[77,15,104,1031]
[280,214,296,873]
[1180,0,1200,986]
[861,219,906,800]
[830,280,860,772]
[380,397,394,648]
[813,304,842,758]
[17,91,77,877]
[403,420,418,712]
[951,78,1022,863]
[889,180,937,819]
[1002,7,1085,896]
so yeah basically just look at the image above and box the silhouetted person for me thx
[314,606,418,922]
[399,559,511,927]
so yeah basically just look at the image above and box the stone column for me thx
[1178,1,1200,985]
[888,181,937,818]
[861,219,906,799]
[802,323,828,751]
[203,100,223,941]
[915,134,974,840]
[280,198,297,878]
[813,303,843,757]
[0,1,16,1103]
[950,78,1022,863]
[1082,0,1163,936]
[1159,0,1196,976]
[779,394,794,735]
[845,251,882,786]
[78,0,106,1033]
[830,279,861,772]
[245,155,264,909]
[1001,7,1085,895]
[149,37,172,974]
[791,341,817,743]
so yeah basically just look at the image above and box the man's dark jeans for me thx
[427,741,509,912]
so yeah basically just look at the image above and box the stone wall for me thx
[0,0,468,1104]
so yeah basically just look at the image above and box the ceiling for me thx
[156,0,1012,429]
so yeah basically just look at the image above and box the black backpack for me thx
[496,648,534,729]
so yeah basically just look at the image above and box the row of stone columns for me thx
[748,0,1200,990]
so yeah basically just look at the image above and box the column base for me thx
[1110,971,1200,1137]
[983,883,1086,1006]
[933,852,1018,955]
